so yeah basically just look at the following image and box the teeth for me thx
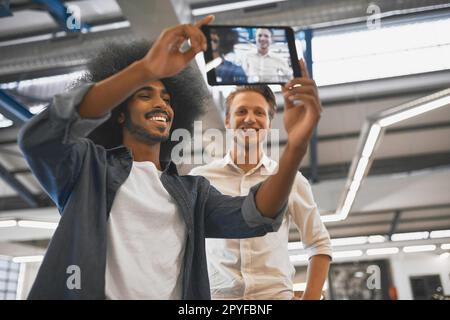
[149,116,167,122]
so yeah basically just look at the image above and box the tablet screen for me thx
[203,26,300,85]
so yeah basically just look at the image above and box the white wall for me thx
[390,252,450,300]
[294,251,450,300]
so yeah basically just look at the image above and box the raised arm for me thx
[203,179,286,239]
[78,16,213,119]
[254,59,323,218]
[18,17,213,210]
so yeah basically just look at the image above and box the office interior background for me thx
[0,0,449,300]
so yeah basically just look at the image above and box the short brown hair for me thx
[225,85,277,120]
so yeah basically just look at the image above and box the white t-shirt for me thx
[105,161,187,299]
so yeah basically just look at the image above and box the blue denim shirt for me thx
[18,84,286,300]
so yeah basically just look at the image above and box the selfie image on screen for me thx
[208,27,295,84]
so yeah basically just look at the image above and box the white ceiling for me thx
[0,0,123,38]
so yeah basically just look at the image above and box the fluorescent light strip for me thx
[205,57,223,73]
[332,124,382,221]
[337,180,361,221]
[0,21,130,47]
[16,263,26,300]
[12,255,44,263]
[320,214,343,222]
[441,243,450,250]
[0,114,14,128]
[353,157,369,183]
[89,21,131,33]
[439,252,450,259]
[333,250,363,259]
[293,282,329,292]
[289,254,309,263]
[293,282,307,291]
[0,33,54,47]
[430,230,450,239]
[324,89,450,223]
[439,252,450,260]
[367,247,399,256]
[378,95,450,127]
[29,104,48,115]
[391,231,429,242]
[1,71,86,91]
[0,220,17,228]
[331,236,367,247]
[368,235,386,243]
[320,213,344,222]
[191,0,287,16]
[287,241,303,251]
[361,124,381,158]
[18,220,58,230]
[403,245,436,253]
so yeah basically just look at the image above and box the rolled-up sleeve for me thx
[48,82,110,142]
[18,82,110,210]
[289,173,333,260]
[241,182,285,230]
[203,178,287,239]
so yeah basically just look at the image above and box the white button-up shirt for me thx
[243,52,293,83]
[189,153,332,300]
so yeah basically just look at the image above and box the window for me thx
[410,274,443,300]
[309,15,450,86]
[0,258,20,300]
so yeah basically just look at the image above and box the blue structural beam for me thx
[32,0,90,32]
[0,89,39,207]
[0,89,33,124]
[0,163,39,207]
[303,28,319,183]
[0,0,12,17]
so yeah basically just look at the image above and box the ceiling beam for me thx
[32,0,90,32]
[0,193,53,211]
[4,151,450,184]
[327,203,450,218]
[388,210,401,240]
[326,214,450,231]
[0,163,39,208]
[313,121,450,142]
[0,89,33,124]
[300,151,450,181]
[0,89,38,207]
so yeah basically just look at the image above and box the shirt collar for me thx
[107,145,179,175]
[220,151,278,176]
[257,51,272,58]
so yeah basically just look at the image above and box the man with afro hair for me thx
[19,16,322,300]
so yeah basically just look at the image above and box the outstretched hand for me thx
[142,15,214,80]
[281,59,323,151]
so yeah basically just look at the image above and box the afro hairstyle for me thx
[78,40,209,161]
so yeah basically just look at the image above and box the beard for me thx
[124,115,169,145]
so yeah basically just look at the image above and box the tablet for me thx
[201,25,301,85]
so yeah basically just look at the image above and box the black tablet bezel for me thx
[201,25,301,86]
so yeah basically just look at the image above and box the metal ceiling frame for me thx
[0,89,38,207]
[321,88,450,222]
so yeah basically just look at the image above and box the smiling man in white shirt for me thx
[243,28,292,83]
[190,60,332,300]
